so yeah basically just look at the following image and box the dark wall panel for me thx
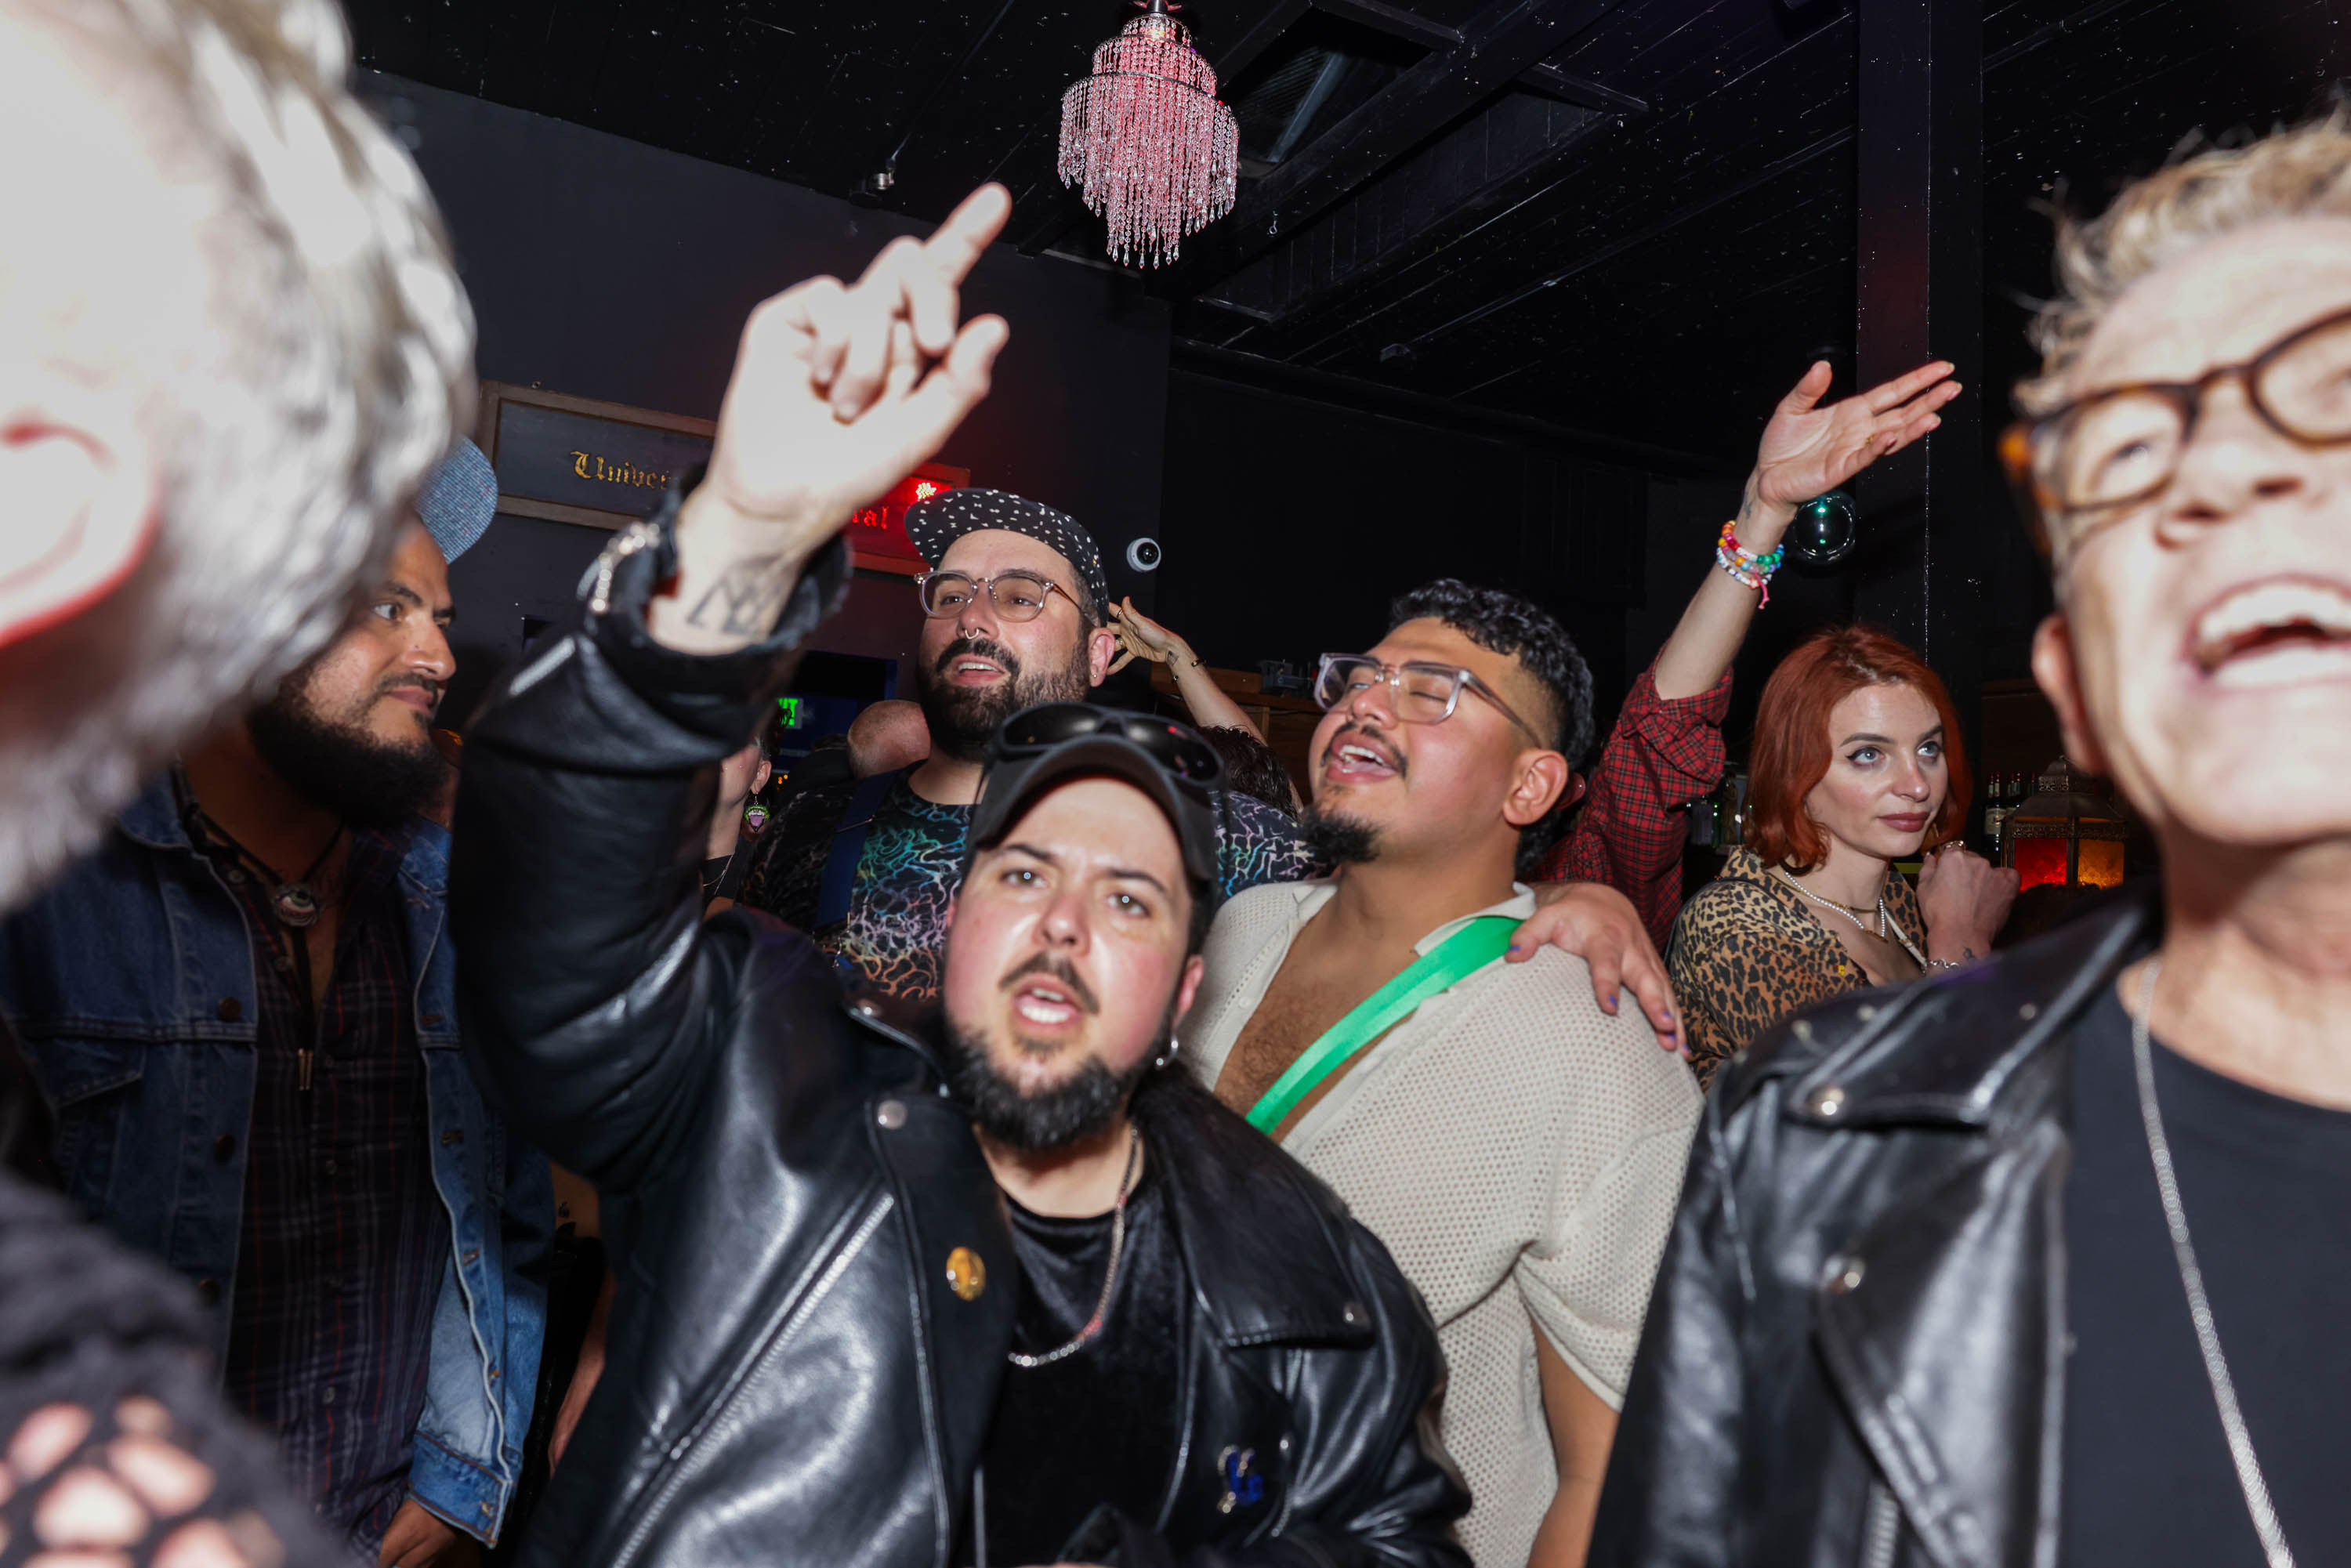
[1156,372,1648,751]
[364,73,1170,723]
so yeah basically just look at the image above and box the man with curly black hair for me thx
[1184,579,1701,1568]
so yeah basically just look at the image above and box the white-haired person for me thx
[1592,114,2351,1566]
[0,1,476,1563]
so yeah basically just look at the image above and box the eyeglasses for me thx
[1313,654,1547,746]
[992,703,1226,786]
[2001,304,2351,556]
[916,569,1085,624]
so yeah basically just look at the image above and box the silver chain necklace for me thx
[1007,1126,1142,1370]
[2128,959,2297,1568]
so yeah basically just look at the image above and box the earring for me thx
[743,800,770,832]
[1154,1034,1182,1071]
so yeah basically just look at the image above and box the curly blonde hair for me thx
[2019,112,2351,415]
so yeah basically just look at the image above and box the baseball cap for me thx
[904,488,1108,622]
[968,704,1226,901]
[415,436,498,563]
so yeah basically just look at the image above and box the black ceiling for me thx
[348,0,2351,470]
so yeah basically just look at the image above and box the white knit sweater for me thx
[1183,879,1701,1568]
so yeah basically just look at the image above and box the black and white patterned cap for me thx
[904,488,1107,622]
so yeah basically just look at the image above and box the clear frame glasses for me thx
[1313,654,1546,746]
[915,569,1083,623]
[2002,304,2351,553]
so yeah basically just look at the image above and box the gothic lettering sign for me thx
[476,381,965,574]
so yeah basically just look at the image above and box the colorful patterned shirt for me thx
[741,773,1309,1002]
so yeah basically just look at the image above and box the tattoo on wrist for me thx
[686,552,799,637]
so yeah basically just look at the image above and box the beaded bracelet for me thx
[1715,520,1786,606]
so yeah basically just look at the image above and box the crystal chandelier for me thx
[1057,0,1239,268]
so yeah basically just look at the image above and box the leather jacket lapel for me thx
[1812,1042,2072,1568]
[863,1080,1017,1559]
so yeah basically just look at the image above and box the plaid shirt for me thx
[206,827,448,1551]
[1542,663,1734,951]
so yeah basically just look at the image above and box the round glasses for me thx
[2005,305,2351,552]
[1313,654,1545,745]
[916,569,1083,623]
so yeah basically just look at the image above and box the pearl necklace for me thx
[1770,866,1929,969]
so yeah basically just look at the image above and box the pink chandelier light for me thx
[1057,0,1239,268]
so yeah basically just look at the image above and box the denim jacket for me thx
[0,776,552,1544]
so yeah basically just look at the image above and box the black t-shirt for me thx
[975,1160,1186,1567]
[2063,987,2351,1566]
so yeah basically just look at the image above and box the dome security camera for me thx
[1125,537,1162,573]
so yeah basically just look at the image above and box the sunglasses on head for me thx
[993,703,1226,787]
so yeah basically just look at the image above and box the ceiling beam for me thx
[1212,0,1313,81]
[1313,0,1646,112]
[1313,0,1458,52]
[1182,0,1628,286]
[1515,61,1645,114]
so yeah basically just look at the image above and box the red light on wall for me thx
[844,467,964,571]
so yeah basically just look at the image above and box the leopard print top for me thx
[1668,847,1926,1087]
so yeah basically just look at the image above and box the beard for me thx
[248,663,450,831]
[941,956,1180,1153]
[917,630,1093,762]
[1302,804,1383,867]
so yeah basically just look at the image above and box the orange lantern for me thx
[2001,757,2129,890]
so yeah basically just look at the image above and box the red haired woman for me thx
[1670,628,2019,1082]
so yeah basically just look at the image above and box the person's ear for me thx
[1501,750,1572,831]
[1172,951,1205,1022]
[752,759,774,795]
[1086,622,1119,686]
[0,414,158,654]
[2031,613,2111,776]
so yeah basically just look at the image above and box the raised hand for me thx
[1749,359,1962,512]
[1106,596,1190,675]
[653,185,1013,655]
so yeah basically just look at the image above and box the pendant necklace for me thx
[192,808,344,929]
[2129,958,2296,1568]
[1007,1125,1143,1369]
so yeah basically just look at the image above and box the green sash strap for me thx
[1245,914,1522,1135]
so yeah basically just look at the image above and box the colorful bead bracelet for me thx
[1715,520,1786,605]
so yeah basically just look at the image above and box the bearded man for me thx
[0,450,551,1566]
[737,487,1307,1001]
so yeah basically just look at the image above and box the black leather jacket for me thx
[1589,886,2155,1568]
[451,516,1469,1568]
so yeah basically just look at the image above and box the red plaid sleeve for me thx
[1541,662,1733,950]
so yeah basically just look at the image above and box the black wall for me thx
[362,74,1172,725]
[1154,371,1658,748]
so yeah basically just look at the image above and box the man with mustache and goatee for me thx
[1186,581,1704,1568]
[0,446,552,1567]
